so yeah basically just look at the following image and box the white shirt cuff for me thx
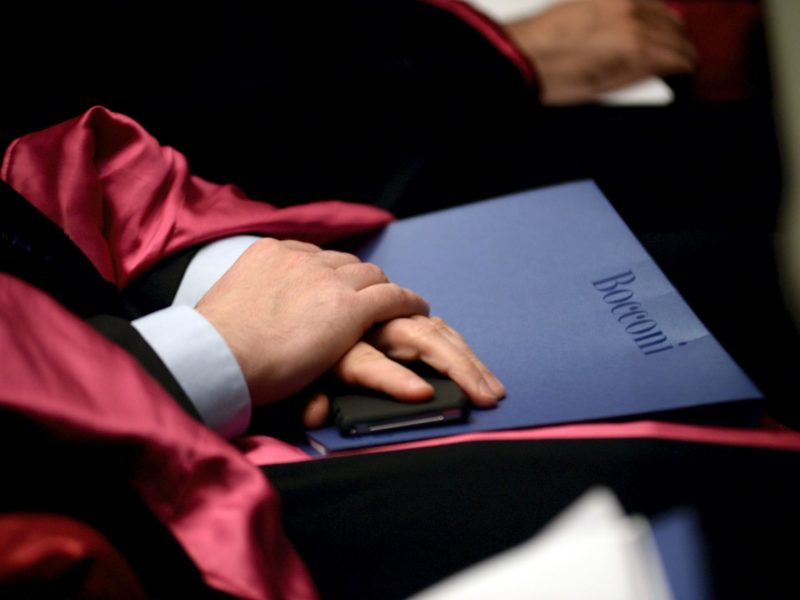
[132,305,251,439]
[172,235,262,307]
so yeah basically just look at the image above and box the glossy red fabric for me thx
[0,274,318,599]
[0,513,146,599]
[1,106,394,288]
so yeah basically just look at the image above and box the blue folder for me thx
[651,508,713,600]
[307,181,762,453]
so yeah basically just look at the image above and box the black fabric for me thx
[1,0,534,207]
[124,245,204,314]
[636,228,800,428]
[0,409,232,600]
[0,179,204,424]
[87,315,201,423]
[0,188,216,594]
[388,100,782,233]
[0,180,132,320]
[264,438,800,600]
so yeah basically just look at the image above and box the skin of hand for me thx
[505,0,697,105]
[196,238,505,427]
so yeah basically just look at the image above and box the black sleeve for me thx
[87,315,203,424]
[123,245,204,314]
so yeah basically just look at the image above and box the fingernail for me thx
[481,373,505,399]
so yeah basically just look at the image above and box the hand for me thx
[505,0,696,105]
[196,238,429,407]
[302,315,506,428]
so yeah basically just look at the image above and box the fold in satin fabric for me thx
[0,514,146,600]
[0,274,318,600]
[1,106,394,287]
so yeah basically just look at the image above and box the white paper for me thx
[408,488,675,600]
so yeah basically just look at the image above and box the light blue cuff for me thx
[172,235,262,307]
[132,305,251,439]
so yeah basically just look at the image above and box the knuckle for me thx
[325,249,355,263]
[363,262,388,282]
[430,316,450,333]
[287,251,315,270]
[348,346,382,368]
[251,237,279,254]
[415,317,441,339]
[334,287,359,308]
[384,282,406,301]
[428,317,453,337]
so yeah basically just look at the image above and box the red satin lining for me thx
[0,514,146,599]
[1,106,393,288]
[0,274,318,600]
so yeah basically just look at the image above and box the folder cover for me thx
[307,181,762,453]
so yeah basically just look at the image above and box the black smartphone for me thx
[331,364,469,436]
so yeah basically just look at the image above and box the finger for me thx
[333,342,435,401]
[428,317,505,391]
[636,5,697,67]
[642,39,696,75]
[301,391,331,429]
[370,316,504,407]
[335,262,390,290]
[636,0,687,32]
[357,283,430,322]
[644,31,696,62]
[640,14,696,57]
[628,1,695,54]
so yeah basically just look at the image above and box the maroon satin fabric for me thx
[0,104,391,599]
[0,274,318,599]
[1,106,393,288]
[0,513,146,599]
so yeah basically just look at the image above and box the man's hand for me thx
[196,238,506,429]
[301,315,507,428]
[505,0,697,105]
[196,238,430,407]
